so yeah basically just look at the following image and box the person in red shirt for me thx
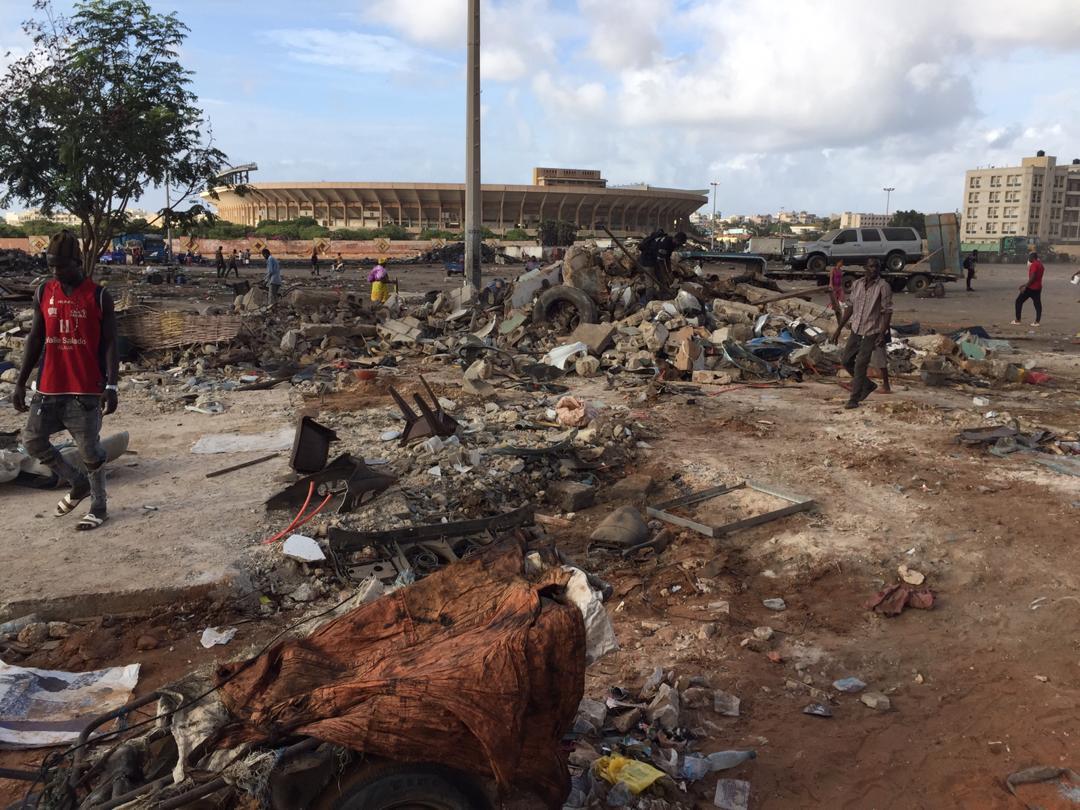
[13,230,119,530]
[1012,251,1045,326]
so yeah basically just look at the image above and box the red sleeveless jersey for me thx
[37,278,105,395]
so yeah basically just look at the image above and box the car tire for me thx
[329,763,490,810]
[889,278,908,293]
[807,254,827,274]
[906,274,930,293]
[532,284,599,329]
[885,252,907,272]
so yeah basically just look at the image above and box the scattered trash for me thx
[832,677,866,693]
[897,564,926,586]
[590,506,650,549]
[593,755,668,795]
[0,659,140,747]
[199,626,237,648]
[762,598,787,611]
[803,703,833,718]
[866,583,935,616]
[860,692,891,711]
[714,778,751,810]
[282,533,326,562]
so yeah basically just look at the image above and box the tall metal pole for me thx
[709,181,718,251]
[464,0,482,290]
[164,170,172,263]
[883,186,895,218]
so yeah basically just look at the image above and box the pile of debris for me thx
[0,247,40,276]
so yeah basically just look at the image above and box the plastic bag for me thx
[593,755,666,795]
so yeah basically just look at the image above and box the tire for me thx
[330,764,490,810]
[885,251,906,272]
[531,284,599,330]
[807,254,827,273]
[841,274,857,295]
[906,274,930,293]
[889,277,908,293]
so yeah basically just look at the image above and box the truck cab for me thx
[789,227,922,273]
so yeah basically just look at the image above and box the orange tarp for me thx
[214,541,586,807]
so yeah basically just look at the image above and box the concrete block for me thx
[692,369,742,385]
[570,322,616,355]
[548,480,596,512]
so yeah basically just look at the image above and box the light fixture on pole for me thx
[464,0,482,290]
[883,187,895,218]
[709,181,719,250]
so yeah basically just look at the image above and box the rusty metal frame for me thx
[646,480,815,538]
[388,375,459,446]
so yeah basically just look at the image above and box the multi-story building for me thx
[962,151,1080,242]
[839,212,890,229]
[3,207,158,227]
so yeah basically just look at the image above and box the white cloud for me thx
[262,28,446,74]
[578,0,671,70]
[366,0,463,49]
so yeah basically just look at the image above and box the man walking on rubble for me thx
[1012,251,1044,327]
[262,247,282,306]
[639,229,687,289]
[832,257,892,409]
[12,230,119,530]
[215,245,226,279]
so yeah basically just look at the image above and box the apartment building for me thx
[839,212,889,228]
[962,151,1080,243]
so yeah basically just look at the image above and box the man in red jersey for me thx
[13,230,119,530]
[1012,251,1045,327]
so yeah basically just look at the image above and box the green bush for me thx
[0,222,27,237]
[329,228,376,240]
[503,227,529,241]
[418,228,460,240]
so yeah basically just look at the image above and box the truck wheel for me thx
[906,274,930,293]
[807,254,827,274]
[329,764,490,810]
[532,285,599,331]
[889,278,908,293]
[885,252,907,272]
[842,274,857,295]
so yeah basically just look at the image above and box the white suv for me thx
[789,227,922,273]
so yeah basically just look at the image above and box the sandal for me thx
[76,512,107,531]
[55,491,88,517]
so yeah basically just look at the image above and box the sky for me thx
[3,0,1080,219]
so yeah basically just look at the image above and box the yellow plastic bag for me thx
[593,754,667,794]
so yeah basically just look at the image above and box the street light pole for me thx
[883,186,895,219]
[709,181,719,251]
[464,0,482,291]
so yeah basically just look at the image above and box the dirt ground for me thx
[1,262,1078,808]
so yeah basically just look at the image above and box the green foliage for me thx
[190,221,249,239]
[253,217,329,239]
[375,224,409,240]
[330,228,376,240]
[538,219,577,247]
[418,228,460,240]
[503,227,530,241]
[0,0,230,274]
[124,217,161,234]
[0,221,27,237]
[16,218,70,236]
[888,210,926,237]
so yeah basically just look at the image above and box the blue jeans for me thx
[22,394,107,511]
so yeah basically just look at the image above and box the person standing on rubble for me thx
[832,258,892,409]
[215,245,226,279]
[368,263,392,304]
[639,229,687,289]
[12,231,119,531]
[310,247,321,278]
[262,247,282,306]
[227,249,240,278]
[1012,251,1044,327]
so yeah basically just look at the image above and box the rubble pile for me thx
[563,668,756,810]
[0,248,40,276]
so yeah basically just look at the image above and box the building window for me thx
[1067,195,1080,208]
[1050,224,1059,235]
[1068,180,1080,192]
[986,207,997,218]
[967,192,979,204]
[965,222,976,234]
[989,191,1000,202]
[966,207,977,218]
[1005,190,1019,202]
[1034,174,1043,187]
[1032,191,1042,203]
[969,177,979,188]
[1051,207,1061,220]
[1054,175,1064,187]
[1007,175,1020,186]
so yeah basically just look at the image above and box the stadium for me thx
[204,166,708,236]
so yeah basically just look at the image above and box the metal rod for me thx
[205,452,279,478]
[464,0,482,290]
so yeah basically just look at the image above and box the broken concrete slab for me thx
[693,369,742,386]
[646,682,681,731]
[590,506,649,548]
[547,480,596,512]
[604,473,656,504]
[569,322,616,355]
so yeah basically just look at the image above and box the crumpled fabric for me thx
[865,583,935,616]
[555,396,597,428]
[213,541,586,808]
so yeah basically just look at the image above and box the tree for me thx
[0,0,233,276]
[888,210,926,237]
[503,227,529,241]
[538,219,577,247]
[0,222,27,237]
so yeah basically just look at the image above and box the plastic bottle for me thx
[706,750,757,771]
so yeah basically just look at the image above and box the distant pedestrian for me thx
[310,247,321,277]
[829,259,846,318]
[1012,251,1044,326]
[832,258,892,409]
[332,252,345,272]
[242,248,251,266]
[262,247,282,306]
[215,245,225,278]
[963,250,977,292]
[227,249,239,278]
[368,264,392,303]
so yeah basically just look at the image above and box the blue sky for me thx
[3,0,1080,218]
